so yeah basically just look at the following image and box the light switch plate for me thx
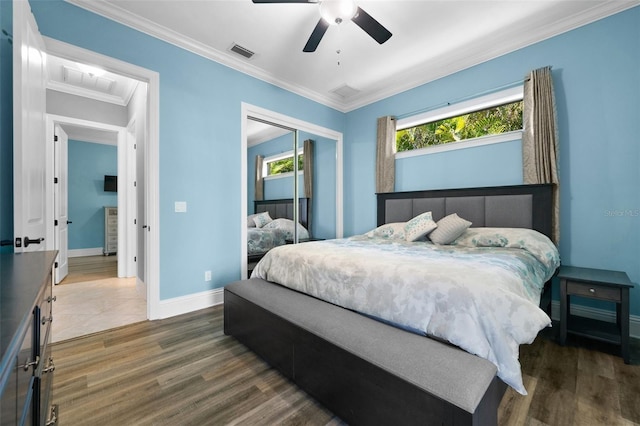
[175,201,187,213]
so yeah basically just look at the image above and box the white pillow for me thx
[364,222,406,240]
[404,211,437,242]
[429,213,472,244]
[253,211,273,228]
[247,213,259,228]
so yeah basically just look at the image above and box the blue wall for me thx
[344,8,640,315]
[68,140,117,250]
[29,0,345,300]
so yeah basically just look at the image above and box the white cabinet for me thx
[104,206,118,255]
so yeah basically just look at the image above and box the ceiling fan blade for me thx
[252,0,316,3]
[351,7,392,45]
[303,19,330,52]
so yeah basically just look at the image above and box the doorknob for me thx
[67,221,73,224]
[24,237,45,248]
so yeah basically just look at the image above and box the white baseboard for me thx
[551,301,640,339]
[156,288,224,319]
[68,247,104,257]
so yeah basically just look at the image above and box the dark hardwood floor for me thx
[59,255,117,285]
[51,306,639,425]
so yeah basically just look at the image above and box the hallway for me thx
[52,256,147,342]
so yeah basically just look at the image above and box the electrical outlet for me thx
[205,270,212,281]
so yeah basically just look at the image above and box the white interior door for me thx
[13,0,48,253]
[54,124,69,282]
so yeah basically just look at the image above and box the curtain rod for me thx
[395,66,552,121]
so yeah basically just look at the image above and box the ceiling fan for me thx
[252,0,392,52]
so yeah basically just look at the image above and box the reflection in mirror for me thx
[245,117,337,276]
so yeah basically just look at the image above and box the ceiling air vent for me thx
[331,84,360,99]
[229,43,255,59]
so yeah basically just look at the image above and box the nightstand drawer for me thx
[566,281,621,302]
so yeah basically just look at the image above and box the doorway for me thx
[42,36,162,326]
[47,112,144,342]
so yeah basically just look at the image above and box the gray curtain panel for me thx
[522,66,560,243]
[376,116,396,193]
[303,139,314,235]
[255,154,264,201]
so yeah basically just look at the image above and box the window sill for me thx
[264,170,303,181]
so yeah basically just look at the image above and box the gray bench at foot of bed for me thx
[224,279,507,426]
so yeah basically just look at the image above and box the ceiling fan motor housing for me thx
[320,0,357,25]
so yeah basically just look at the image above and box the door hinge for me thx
[54,135,58,142]
[54,177,58,184]
[54,262,58,269]
[54,220,58,226]
[134,143,137,149]
[134,256,137,262]
[134,181,137,187]
[134,218,137,225]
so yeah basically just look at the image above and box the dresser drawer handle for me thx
[42,316,53,325]
[589,288,596,293]
[21,355,40,371]
[46,404,58,426]
[44,357,55,373]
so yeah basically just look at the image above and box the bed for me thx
[247,198,310,272]
[226,184,557,425]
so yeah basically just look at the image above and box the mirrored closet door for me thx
[243,107,342,278]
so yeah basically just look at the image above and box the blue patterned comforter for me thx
[247,218,310,256]
[252,228,560,394]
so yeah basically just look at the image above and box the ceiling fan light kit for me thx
[252,0,392,52]
[320,0,357,25]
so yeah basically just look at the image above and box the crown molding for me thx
[65,0,637,113]
[339,2,639,111]
[65,0,345,111]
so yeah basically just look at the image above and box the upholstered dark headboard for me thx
[377,184,553,239]
[254,198,309,230]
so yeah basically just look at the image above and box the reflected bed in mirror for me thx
[247,198,310,275]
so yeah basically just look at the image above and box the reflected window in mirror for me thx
[264,150,304,177]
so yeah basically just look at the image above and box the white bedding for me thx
[251,227,560,394]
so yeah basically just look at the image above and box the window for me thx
[396,86,523,155]
[264,150,304,177]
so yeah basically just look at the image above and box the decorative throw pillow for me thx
[364,222,407,240]
[429,213,472,244]
[247,213,259,228]
[404,211,437,242]
[252,211,273,228]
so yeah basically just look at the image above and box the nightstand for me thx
[558,265,634,364]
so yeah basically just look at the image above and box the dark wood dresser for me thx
[1,251,58,425]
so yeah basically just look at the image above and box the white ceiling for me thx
[46,54,138,145]
[66,0,638,112]
[47,54,138,106]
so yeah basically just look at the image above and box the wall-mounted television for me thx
[104,175,117,192]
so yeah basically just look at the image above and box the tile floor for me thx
[52,277,147,343]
